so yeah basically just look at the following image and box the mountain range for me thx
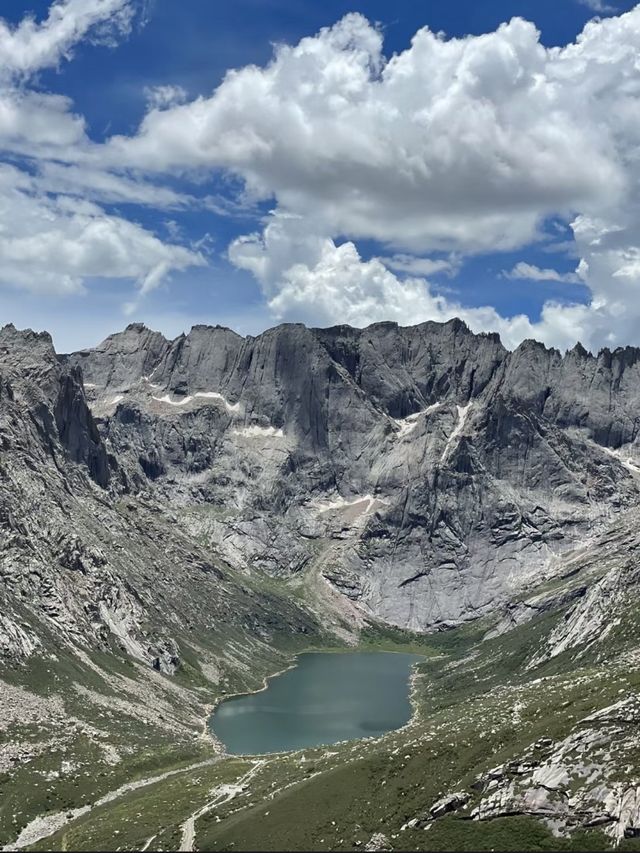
[1,318,640,851]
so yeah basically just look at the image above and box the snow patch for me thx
[193,391,241,412]
[601,445,640,474]
[152,394,192,407]
[151,391,241,412]
[232,425,284,439]
[441,402,472,462]
[313,494,387,515]
[393,402,442,438]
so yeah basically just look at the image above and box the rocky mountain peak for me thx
[0,323,57,364]
[5,316,640,633]
[567,341,591,359]
[35,318,636,631]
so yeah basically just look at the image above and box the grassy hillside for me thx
[18,574,640,852]
[3,504,640,852]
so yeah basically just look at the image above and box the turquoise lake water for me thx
[209,651,423,755]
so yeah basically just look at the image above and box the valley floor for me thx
[3,603,640,853]
[3,507,640,853]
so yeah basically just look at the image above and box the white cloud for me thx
[109,11,626,255]
[105,7,640,351]
[0,89,87,152]
[0,1,204,308]
[504,261,587,283]
[539,239,580,258]
[578,0,617,14]
[0,164,203,297]
[228,213,539,349]
[228,211,640,353]
[0,0,135,80]
[380,254,461,277]
[144,84,188,110]
[6,3,640,352]
[37,161,192,208]
[229,217,444,324]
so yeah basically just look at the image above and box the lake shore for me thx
[210,649,425,756]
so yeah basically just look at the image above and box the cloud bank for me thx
[0,0,203,312]
[4,3,640,351]
[105,7,640,351]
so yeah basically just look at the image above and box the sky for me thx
[1,0,640,353]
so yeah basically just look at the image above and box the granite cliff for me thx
[2,318,640,850]
[63,318,640,630]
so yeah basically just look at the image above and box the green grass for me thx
[31,759,251,852]
[409,816,610,852]
[3,551,638,853]
[0,730,212,848]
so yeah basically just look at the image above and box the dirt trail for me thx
[179,760,266,852]
[5,757,223,851]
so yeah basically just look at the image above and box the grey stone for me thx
[61,318,640,630]
[429,791,470,818]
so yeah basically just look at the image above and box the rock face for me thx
[4,315,640,666]
[467,697,640,844]
[0,324,110,488]
[60,318,640,630]
[429,791,470,819]
[0,323,321,675]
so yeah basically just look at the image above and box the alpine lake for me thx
[210,651,423,755]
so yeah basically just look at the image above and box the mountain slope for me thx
[18,503,640,852]
[0,323,339,848]
[3,318,640,851]
[65,318,640,630]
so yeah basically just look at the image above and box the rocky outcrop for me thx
[363,832,391,851]
[0,323,322,680]
[429,791,470,819]
[467,697,640,844]
[55,369,110,487]
[0,324,110,488]
[61,319,640,630]
[0,615,40,659]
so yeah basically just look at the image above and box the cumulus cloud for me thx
[109,12,626,255]
[0,164,202,297]
[102,7,640,351]
[0,0,135,80]
[228,213,546,349]
[6,3,640,352]
[228,215,463,325]
[504,261,587,284]
[231,209,640,351]
[230,214,473,328]
[0,1,203,307]
[0,90,87,154]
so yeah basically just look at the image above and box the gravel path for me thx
[4,757,224,851]
[179,760,266,852]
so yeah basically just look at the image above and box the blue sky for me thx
[1,0,640,351]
